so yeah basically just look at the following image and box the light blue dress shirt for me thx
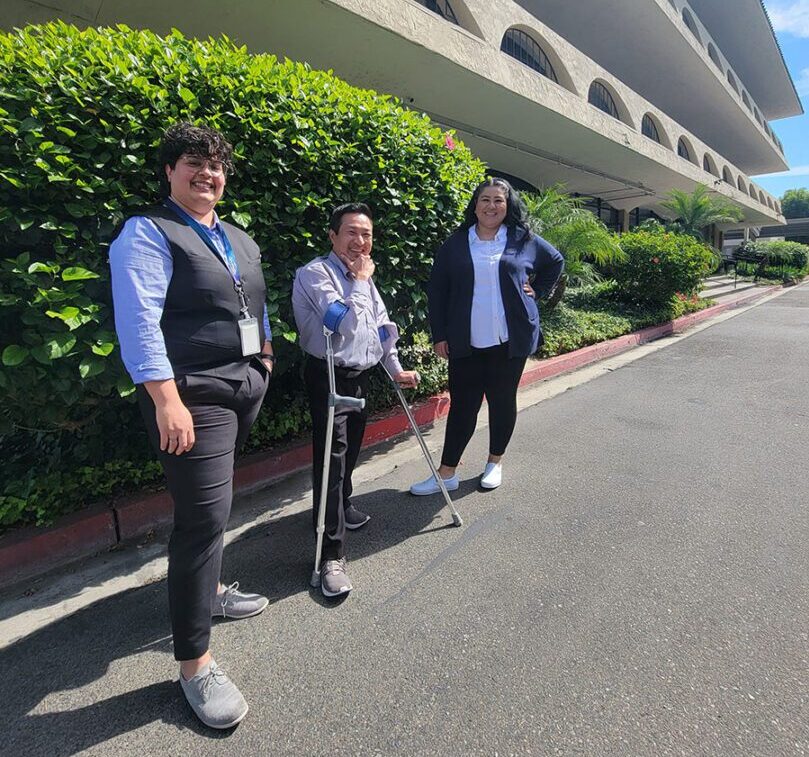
[109,207,271,384]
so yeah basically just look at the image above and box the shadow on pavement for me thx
[1,475,475,754]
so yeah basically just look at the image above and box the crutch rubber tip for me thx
[452,514,463,527]
[310,569,321,588]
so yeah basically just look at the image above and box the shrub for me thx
[0,22,484,527]
[612,228,715,307]
[756,240,809,270]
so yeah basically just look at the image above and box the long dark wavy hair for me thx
[460,177,532,239]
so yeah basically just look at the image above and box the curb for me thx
[0,284,778,587]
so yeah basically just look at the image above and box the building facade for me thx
[4,0,802,231]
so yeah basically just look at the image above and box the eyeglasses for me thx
[179,155,227,176]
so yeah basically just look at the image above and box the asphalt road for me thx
[3,286,808,756]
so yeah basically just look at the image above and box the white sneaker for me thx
[480,462,502,489]
[409,474,460,496]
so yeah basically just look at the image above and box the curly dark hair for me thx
[157,122,234,195]
[460,177,532,239]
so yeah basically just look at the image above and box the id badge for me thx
[238,317,261,356]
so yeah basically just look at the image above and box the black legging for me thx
[441,343,527,468]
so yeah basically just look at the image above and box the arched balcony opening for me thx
[682,8,703,46]
[641,113,672,148]
[722,166,734,185]
[415,0,483,38]
[588,80,634,127]
[707,43,722,71]
[741,90,752,112]
[703,153,719,177]
[737,177,747,194]
[677,136,696,164]
[727,71,739,94]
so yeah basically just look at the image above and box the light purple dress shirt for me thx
[292,252,403,375]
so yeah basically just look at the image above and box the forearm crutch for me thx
[310,303,365,588]
[379,361,463,527]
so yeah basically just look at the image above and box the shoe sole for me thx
[345,516,370,530]
[204,704,249,730]
[321,583,352,598]
[215,598,269,620]
[409,483,459,497]
[480,480,501,490]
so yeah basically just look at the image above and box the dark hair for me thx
[329,202,374,233]
[157,122,234,195]
[461,177,531,238]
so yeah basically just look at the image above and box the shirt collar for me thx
[327,250,352,279]
[468,224,507,244]
[166,197,220,232]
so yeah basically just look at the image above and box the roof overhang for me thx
[687,0,803,119]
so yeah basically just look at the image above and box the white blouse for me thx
[468,224,509,348]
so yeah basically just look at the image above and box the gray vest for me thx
[141,206,267,380]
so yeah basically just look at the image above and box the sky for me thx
[751,1,809,197]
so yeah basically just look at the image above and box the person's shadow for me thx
[1,461,478,754]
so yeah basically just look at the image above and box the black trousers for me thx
[137,363,268,661]
[304,357,370,562]
[441,343,527,468]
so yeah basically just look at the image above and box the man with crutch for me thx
[292,203,419,597]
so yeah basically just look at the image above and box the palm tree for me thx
[523,186,625,303]
[660,184,743,240]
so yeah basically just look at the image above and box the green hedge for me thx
[0,22,484,528]
[612,228,715,307]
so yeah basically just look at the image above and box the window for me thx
[677,138,692,161]
[501,29,558,83]
[417,0,459,24]
[759,191,766,204]
[641,114,661,143]
[588,81,619,119]
[703,155,717,176]
[741,91,752,111]
[749,182,756,196]
[682,8,702,45]
[708,43,722,70]
[754,107,762,125]
[737,177,747,194]
[767,197,774,209]
[727,71,739,94]
[722,167,733,184]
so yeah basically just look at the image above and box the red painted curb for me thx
[114,491,173,543]
[0,506,117,586]
[0,284,779,586]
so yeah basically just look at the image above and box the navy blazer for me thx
[428,226,564,359]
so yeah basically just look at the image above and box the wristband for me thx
[260,353,276,363]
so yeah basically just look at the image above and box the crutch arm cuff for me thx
[323,301,350,333]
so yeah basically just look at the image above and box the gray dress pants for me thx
[137,362,268,661]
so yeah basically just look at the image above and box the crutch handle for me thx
[331,394,365,410]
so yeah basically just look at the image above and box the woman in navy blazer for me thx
[411,178,564,494]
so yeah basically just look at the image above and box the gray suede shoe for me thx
[179,660,248,729]
[320,557,353,598]
[214,582,269,619]
[344,505,370,531]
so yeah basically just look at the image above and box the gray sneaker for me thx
[214,581,269,620]
[344,505,370,530]
[179,660,248,729]
[320,557,353,598]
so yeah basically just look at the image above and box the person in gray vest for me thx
[293,203,419,598]
[109,123,273,729]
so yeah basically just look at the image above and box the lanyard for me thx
[164,199,250,317]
